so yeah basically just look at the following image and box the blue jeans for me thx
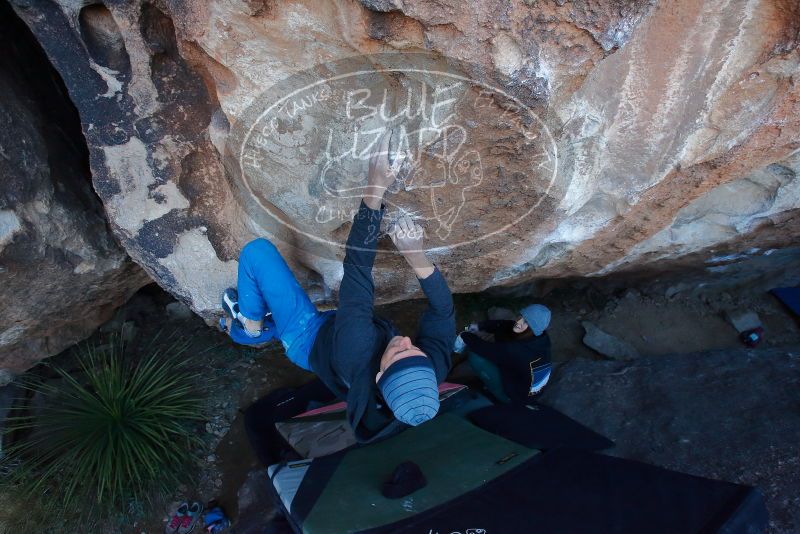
[236,238,332,371]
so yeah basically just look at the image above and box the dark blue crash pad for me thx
[770,287,800,317]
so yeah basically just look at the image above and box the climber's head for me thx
[375,336,439,426]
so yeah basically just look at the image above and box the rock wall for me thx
[0,1,151,375]
[8,0,799,319]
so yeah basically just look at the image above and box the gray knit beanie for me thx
[377,356,439,426]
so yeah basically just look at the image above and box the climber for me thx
[220,131,455,443]
[454,304,553,404]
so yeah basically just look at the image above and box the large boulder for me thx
[0,2,150,375]
[8,0,800,319]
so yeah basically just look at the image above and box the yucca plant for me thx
[0,332,205,532]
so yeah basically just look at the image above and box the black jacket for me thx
[309,201,455,443]
[461,320,551,404]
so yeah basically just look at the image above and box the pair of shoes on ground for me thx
[219,288,276,345]
[165,501,203,534]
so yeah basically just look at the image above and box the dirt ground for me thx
[43,270,800,533]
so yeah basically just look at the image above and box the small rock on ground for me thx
[581,321,640,360]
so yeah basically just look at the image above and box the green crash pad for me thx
[303,413,538,533]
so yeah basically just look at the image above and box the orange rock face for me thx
[9,0,799,318]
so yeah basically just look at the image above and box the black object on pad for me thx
[468,402,614,451]
[382,461,428,499]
